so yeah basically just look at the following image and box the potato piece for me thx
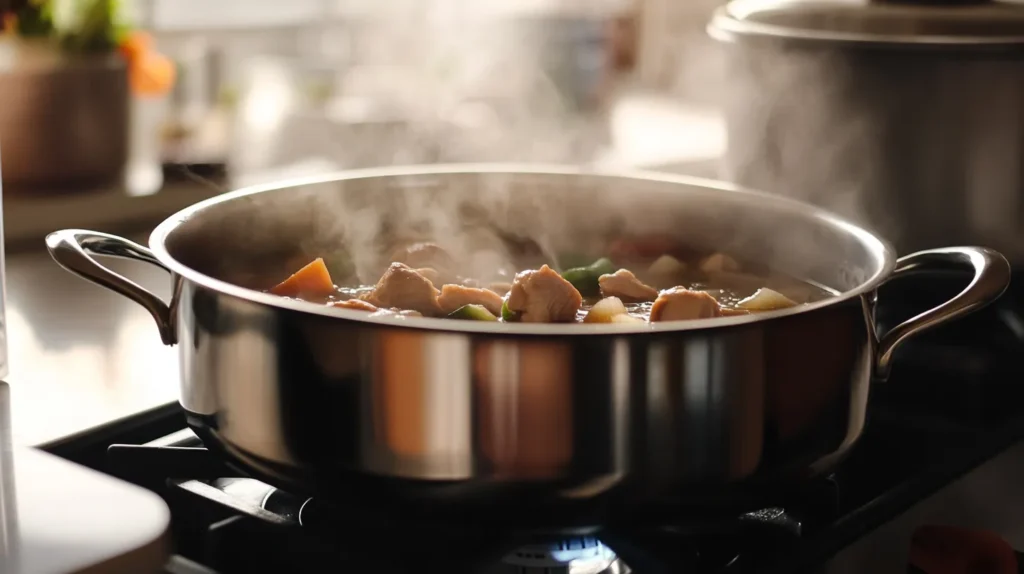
[612,313,644,324]
[736,288,798,311]
[270,258,335,298]
[648,255,687,277]
[584,297,630,324]
[700,253,740,273]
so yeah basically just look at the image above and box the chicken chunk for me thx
[649,288,722,322]
[415,267,441,286]
[363,262,442,316]
[389,242,455,272]
[598,269,658,302]
[437,284,504,316]
[506,264,583,323]
[330,299,378,312]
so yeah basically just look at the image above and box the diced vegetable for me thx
[561,257,616,297]
[700,253,740,273]
[584,297,629,324]
[270,258,335,298]
[448,304,498,321]
[648,254,687,277]
[612,313,644,324]
[736,288,798,311]
[500,298,519,322]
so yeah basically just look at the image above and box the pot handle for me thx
[45,229,176,345]
[876,246,1010,380]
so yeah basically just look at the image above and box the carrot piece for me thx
[270,258,335,298]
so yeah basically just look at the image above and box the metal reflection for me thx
[0,382,19,571]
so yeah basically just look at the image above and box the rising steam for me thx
[717,43,904,248]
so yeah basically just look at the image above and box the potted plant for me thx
[0,0,174,192]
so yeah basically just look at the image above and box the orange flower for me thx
[119,31,175,97]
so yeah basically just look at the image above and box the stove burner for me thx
[498,537,624,574]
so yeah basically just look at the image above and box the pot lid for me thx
[709,0,1024,47]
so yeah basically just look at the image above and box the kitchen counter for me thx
[3,243,179,446]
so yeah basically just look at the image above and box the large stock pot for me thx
[44,166,1009,522]
[709,0,1024,264]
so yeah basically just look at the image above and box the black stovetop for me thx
[47,271,1024,574]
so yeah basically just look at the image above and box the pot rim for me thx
[149,163,897,336]
[707,6,1024,50]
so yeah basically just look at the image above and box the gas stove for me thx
[48,272,1024,574]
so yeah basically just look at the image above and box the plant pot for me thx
[0,40,129,193]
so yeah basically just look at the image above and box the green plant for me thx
[7,0,129,53]
[13,0,53,37]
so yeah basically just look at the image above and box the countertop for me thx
[0,384,171,573]
[3,241,180,446]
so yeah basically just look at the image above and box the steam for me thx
[172,3,889,293]
[220,1,632,284]
[718,44,904,247]
[291,0,628,169]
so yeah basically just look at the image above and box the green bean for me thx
[448,304,498,321]
[561,257,616,296]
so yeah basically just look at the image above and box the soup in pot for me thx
[267,235,836,324]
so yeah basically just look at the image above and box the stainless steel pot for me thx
[709,0,1024,265]
[44,166,1009,520]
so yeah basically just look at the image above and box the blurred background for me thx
[0,0,728,248]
